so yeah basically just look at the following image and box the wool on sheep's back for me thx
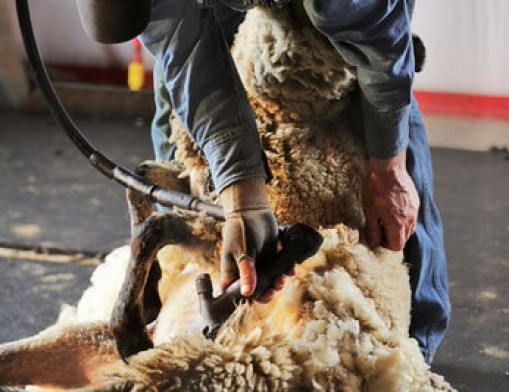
[170,6,367,229]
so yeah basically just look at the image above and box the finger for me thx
[220,256,238,293]
[221,275,236,293]
[237,256,257,297]
[273,275,286,291]
[285,267,296,276]
[256,272,289,304]
[405,221,417,243]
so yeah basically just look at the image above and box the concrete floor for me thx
[0,105,508,391]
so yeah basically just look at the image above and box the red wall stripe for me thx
[415,91,509,122]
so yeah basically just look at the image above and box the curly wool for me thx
[170,5,366,229]
[67,225,453,391]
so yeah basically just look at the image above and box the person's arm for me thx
[140,0,276,296]
[140,0,268,192]
[304,0,419,249]
[305,0,416,158]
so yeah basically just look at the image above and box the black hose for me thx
[16,1,99,161]
[15,0,224,220]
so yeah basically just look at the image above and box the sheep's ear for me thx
[412,33,426,73]
[0,323,123,389]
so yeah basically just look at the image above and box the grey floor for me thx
[0,108,508,391]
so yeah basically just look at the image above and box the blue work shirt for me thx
[304,0,416,159]
[141,0,416,192]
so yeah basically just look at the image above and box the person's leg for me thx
[404,97,451,363]
[151,60,176,161]
[346,90,451,364]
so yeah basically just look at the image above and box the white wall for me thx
[413,0,509,96]
[8,0,509,96]
[8,0,153,68]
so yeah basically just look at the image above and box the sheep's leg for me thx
[111,211,195,360]
[0,322,125,389]
[112,161,196,361]
[124,187,162,326]
[141,261,162,325]
[127,161,191,325]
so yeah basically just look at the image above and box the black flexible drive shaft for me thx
[15,0,225,220]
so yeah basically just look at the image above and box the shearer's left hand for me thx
[220,176,289,301]
[362,150,420,251]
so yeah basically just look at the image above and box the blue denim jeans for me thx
[404,97,451,363]
[151,60,176,161]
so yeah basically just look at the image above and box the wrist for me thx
[220,176,270,214]
[368,150,407,173]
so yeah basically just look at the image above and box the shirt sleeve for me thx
[140,0,268,193]
[304,0,416,159]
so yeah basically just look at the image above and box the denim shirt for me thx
[304,0,416,159]
[141,0,416,192]
[141,0,268,193]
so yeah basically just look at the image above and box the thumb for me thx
[237,256,257,297]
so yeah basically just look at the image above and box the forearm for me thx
[140,0,267,192]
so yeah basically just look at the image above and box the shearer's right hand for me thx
[220,177,279,298]
[362,151,420,251]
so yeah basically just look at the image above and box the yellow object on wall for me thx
[128,38,144,91]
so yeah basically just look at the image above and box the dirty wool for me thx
[52,222,452,391]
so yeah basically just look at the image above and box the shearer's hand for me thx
[362,150,420,251]
[220,177,279,298]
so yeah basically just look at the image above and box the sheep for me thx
[0,3,455,391]
[0,222,453,391]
